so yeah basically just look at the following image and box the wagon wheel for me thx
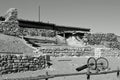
[96,57,109,71]
[87,57,97,70]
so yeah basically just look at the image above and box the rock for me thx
[4,8,18,22]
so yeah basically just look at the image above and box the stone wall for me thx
[4,8,18,22]
[19,28,55,37]
[0,8,56,37]
[0,54,46,75]
[0,21,20,36]
[100,48,120,57]
[39,46,94,57]
[85,33,118,45]
[0,8,20,36]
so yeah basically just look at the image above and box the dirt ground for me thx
[1,57,120,80]
[50,57,120,80]
[0,34,35,55]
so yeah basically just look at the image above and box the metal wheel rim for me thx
[96,57,109,71]
[87,57,97,70]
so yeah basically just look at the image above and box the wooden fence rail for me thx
[3,69,120,80]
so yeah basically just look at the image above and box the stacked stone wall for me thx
[85,33,118,45]
[101,48,120,57]
[84,33,120,49]
[0,21,20,36]
[0,54,46,75]
[0,8,20,36]
[39,46,94,57]
[0,8,56,37]
[38,47,120,57]
[19,28,55,37]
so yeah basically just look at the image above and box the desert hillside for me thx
[0,34,35,55]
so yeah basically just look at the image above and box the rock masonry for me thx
[0,8,20,36]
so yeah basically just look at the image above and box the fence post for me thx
[45,71,49,80]
[87,67,90,80]
[117,67,120,78]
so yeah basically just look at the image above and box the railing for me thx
[3,69,120,80]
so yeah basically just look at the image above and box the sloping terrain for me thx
[0,33,35,55]
[23,36,57,47]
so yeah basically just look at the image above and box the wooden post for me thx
[63,31,65,39]
[117,67,120,78]
[63,31,67,45]
[38,5,40,22]
[46,71,49,80]
[55,30,57,44]
[87,67,90,80]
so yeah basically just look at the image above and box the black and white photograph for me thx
[0,0,120,80]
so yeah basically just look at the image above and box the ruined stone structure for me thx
[0,8,20,36]
[0,8,90,46]
[0,8,119,57]
[0,8,90,36]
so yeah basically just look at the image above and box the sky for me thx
[0,0,120,35]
